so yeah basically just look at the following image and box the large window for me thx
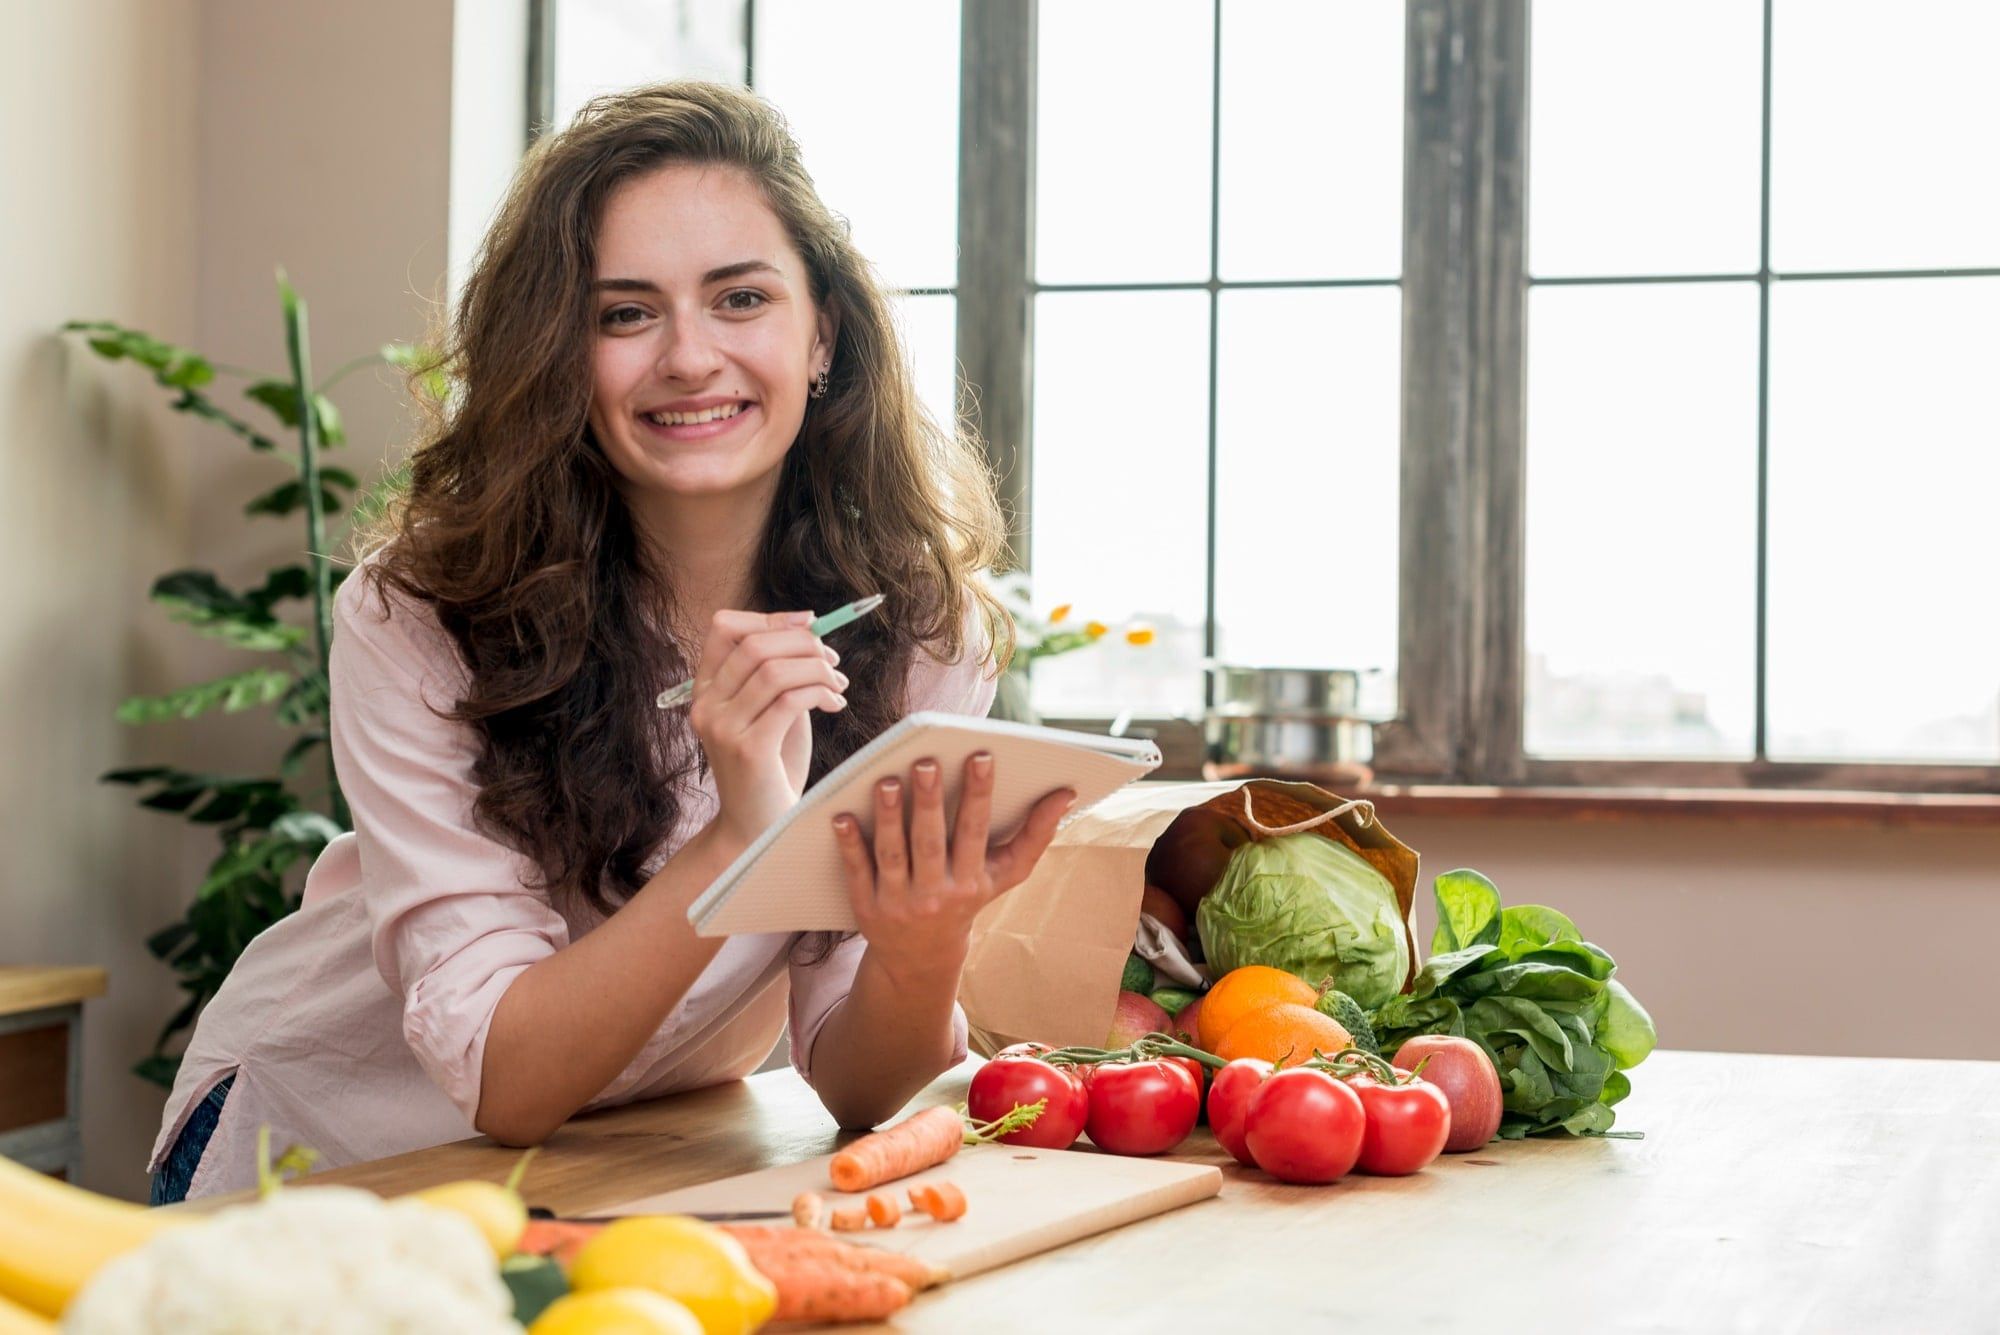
[540,0,1999,792]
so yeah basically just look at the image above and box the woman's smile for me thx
[636,395,758,442]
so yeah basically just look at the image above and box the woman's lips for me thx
[637,402,757,442]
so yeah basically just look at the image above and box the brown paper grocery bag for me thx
[957,778,1420,1057]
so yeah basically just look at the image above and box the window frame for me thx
[534,0,2000,795]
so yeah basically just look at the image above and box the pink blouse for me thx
[150,566,996,1198]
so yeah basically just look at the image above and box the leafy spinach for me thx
[1370,868,1656,1138]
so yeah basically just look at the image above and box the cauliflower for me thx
[62,1186,521,1334]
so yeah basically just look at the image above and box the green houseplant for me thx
[66,270,433,1087]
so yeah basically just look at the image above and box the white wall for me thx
[3,0,204,1202]
[3,0,460,1199]
[1390,813,2000,1063]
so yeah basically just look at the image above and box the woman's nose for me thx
[655,317,726,382]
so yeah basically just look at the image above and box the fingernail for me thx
[831,693,847,709]
[915,760,939,790]
[832,814,855,834]
[789,610,815,626]
[833,671,849,690]
[881,778,901,807]
[970,752,993,777]
[1062,789,1078,808]
[824,646,841,666]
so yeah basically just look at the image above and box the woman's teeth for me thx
[645,402,746,426]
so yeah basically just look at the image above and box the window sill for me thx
[1354,783,2000,829]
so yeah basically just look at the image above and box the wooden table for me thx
[284,1049,1997,1332]
[0,966,107,1178]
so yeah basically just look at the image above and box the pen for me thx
[655,593,886,709]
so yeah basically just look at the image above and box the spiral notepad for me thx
[687,711,1163,936]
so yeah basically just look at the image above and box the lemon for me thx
[408,1180,529,1258]
[529,1288,705,1335]
[568,1216,776,1335]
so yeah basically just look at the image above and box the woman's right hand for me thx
[687,609,848,848]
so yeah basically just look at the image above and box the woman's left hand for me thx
[831,752,1075,976]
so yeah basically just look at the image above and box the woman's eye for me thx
[600,306,646,328]
[721,289,768,313]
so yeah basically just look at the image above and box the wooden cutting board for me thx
[606,1144,1223,1280]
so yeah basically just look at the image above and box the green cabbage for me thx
[1195,833,1409,1009]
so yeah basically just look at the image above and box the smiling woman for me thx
[144,82,1075,1202]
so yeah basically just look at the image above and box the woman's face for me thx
[588,162,832,507]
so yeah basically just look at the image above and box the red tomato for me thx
[1392,1036,1503,1152]
[1082,1059,1201,1156]
[1347,1074,1452,1176]
[967,1054,1089,1149]
[1206,1057,1275,1166]
[1243,1067,1365,1184]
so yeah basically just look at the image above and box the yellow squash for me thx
[0,1154,187,1318]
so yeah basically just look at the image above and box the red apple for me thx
[1393,1035,1504,1152]
[1107,991,1172,1048]
[1139,884,1190,942]
[1171,994,1207,1050]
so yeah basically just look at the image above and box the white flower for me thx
[62,1187,519,1334]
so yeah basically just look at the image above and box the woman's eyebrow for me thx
[591,260,783,293]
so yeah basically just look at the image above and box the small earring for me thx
[810,366,829,399]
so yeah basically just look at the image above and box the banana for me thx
[0,1154,187,1318]
[0,1289,55,1334]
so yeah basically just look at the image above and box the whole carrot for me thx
[763,1261,913,1323]
[721,1224,945,1292]
[828,1099,1044,1193]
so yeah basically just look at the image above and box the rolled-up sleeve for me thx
[330,573,568,1125]
[786,589,1001,1085]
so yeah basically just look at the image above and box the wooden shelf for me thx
[0,967,108,1018]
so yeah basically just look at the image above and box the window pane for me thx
[755,0,960,290]
[1529,1,1762,277]
[1029,292,1209,716]
[1218,1,1402,281]
[554,0,745,126]
[1036,0,1213,285]
[1767,278,2000,762]
[1214,288,1400,678]
[1771,1,2000,271]
[891,293,957,437]
[1524,284,1761,758]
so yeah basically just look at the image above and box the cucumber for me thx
[1150,986,1199,1017]
[1314,989,1380,1055]
[1120,953,1155,995]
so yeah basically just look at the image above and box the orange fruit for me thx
[1213,1002,1354,1068]
[1198,965,1319,1050]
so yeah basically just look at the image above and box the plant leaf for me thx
[170,388,280,451]
[1597,979,1658,1070]
[244,479,346,517]
[116,667,293,724]
[65,321,216,389]
[246,565,313,612]
[276,671,329,726]
[149,569,305,651]
[133,1054,183,1089]
[381,341,452,403]
[1432,868,1503,953]
[1497,904,1582,957]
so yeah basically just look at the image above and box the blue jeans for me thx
[149,1074,234,1206]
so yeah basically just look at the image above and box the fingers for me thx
[832,813,875,918]
[698,624,839,709]
[697,609,813,680]
[950,752,995,887]
[907,760,950,906]
[986,787,1077,891]
[870,776,908,910]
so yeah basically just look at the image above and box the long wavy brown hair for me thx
[361,80,1012,926]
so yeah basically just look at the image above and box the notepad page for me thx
[689,712,1161,936]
